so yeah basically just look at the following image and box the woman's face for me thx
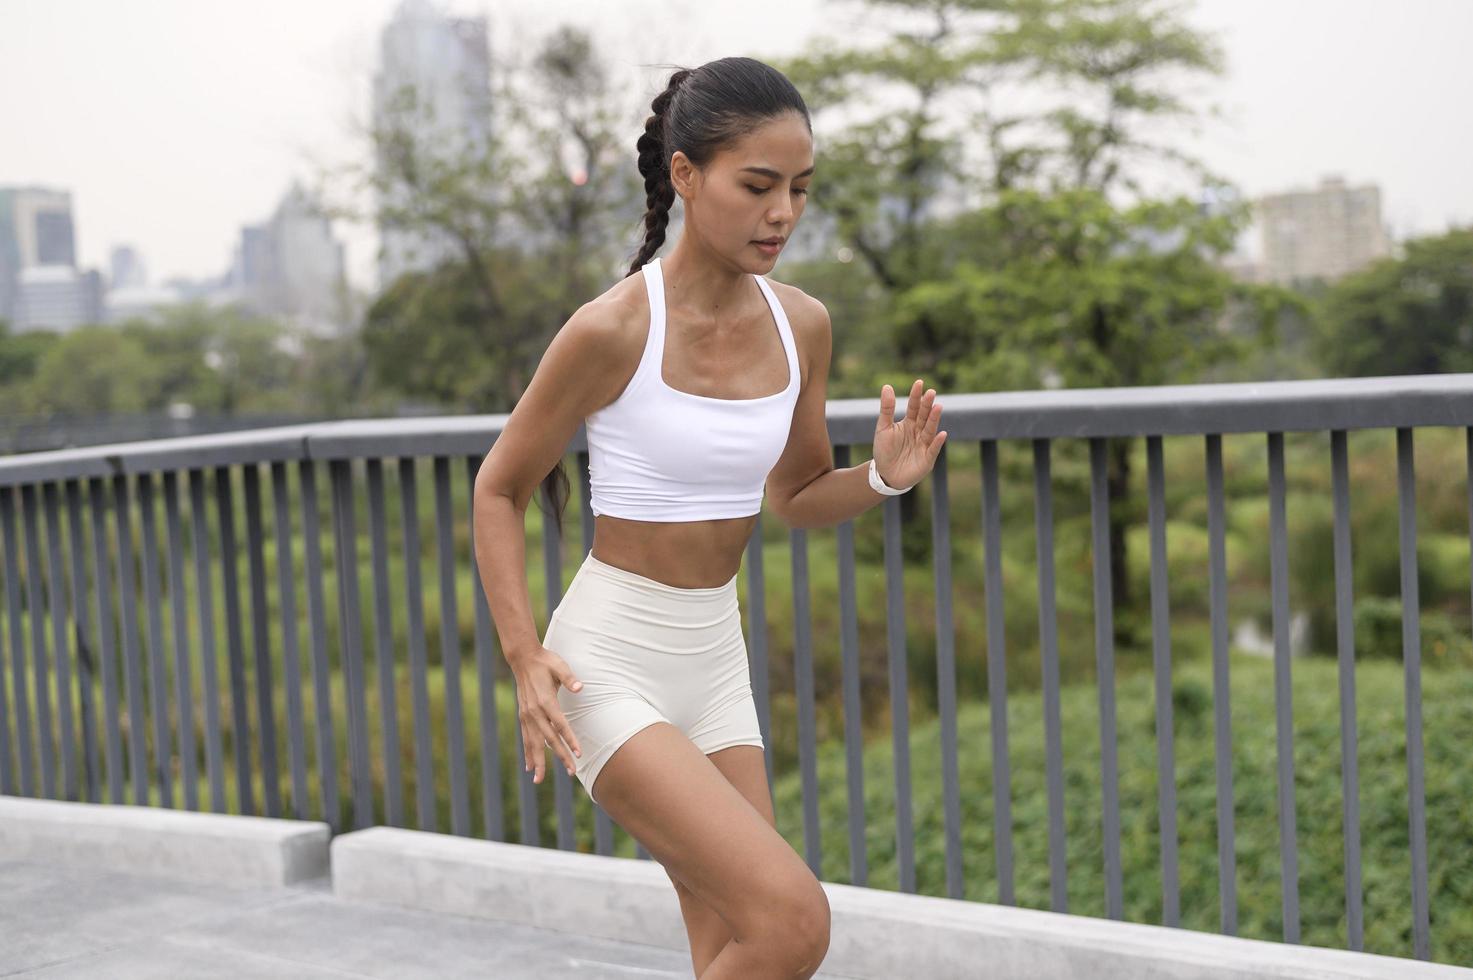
[670,112,814,269]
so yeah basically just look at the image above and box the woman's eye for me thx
[746,185,810,196]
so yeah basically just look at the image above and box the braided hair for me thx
[538,57,812,536]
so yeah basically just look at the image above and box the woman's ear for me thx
[669,151,698,203]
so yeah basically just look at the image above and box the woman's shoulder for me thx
[762,277,831,371]
[540,272,652,415]
[755,276,831,393]
[560,271,651,359]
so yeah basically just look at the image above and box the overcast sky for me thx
[2,0,1469,291]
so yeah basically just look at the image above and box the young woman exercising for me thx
[473,55,946,979]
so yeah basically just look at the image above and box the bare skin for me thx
[594,732,829,978]
[472,110,945,978]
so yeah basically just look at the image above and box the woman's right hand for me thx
[510,645,584,784]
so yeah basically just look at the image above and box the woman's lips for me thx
[754,240,781,254]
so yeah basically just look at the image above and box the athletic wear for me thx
[585,255,800,521]
[545,549,764,806]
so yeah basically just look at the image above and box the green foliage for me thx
[907,186,1280,393]
[775,0,1233,278]
[362,262,500,408]
[1313,226,1473,377]
[0,317,56,395]
[769,654,1473,966]
[1353,597,1473,665]
[25,325,155,414]
[1221,427,1473,664]
[0,302,344,417]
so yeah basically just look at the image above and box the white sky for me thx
[1,0,1469,291]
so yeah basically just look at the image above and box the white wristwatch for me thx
[868,458,909,495]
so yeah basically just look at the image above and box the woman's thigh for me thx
[707,743,775,828]
[590,722,825,941]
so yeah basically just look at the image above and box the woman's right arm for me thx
[471,298,627,784]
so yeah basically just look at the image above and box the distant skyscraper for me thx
[1256,175,1392,286]
[9,187,77,267]
[272,182,349,333]
[2,186,80,325]
[0,186,101,332]
[109,244,148,290]
[371,0,492,292]
[228,180,348,335]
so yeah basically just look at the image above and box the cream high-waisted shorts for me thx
[542,549,765,807]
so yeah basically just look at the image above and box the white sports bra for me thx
[585,255,802,522]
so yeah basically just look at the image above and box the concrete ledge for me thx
[331,825,1472,980]
[0,794,331,888]
[331,825,689,950]
[824,883,1472,979]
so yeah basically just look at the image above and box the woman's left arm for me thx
[765,297,946,531]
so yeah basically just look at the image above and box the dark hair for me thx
[536,57,812,538]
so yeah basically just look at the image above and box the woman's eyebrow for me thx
[740,165,816,179]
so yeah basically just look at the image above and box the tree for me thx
[0,319,58,412]
[773,0,1234,298]
[312,24,641,413]
[116,304,218,408]
[26,327,152,415]
[903,186,1271,392]
[770,0,1295,642]
[1312,226,1473,377]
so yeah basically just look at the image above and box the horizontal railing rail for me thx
[3,374,1472,486]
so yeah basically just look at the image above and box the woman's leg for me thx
[592,725,830,979]
[663,743,774,974]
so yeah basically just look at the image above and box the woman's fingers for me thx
[521,722,538,777]
[520,707,559,782]
[512,651,583,783]
[538,660,583,779]
[521,707,559,784]
[532,705,578,780]
[553,711,581,760]
[926,397,942,438]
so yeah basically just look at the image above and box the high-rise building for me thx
[2,186,78,325]
[0,186,103,332]
[228,181,349,335]
[100,242,174,325]
[1256,175,1392,286]
[109,244,148,290]
[10,187,77,267]
[371,0,492,292]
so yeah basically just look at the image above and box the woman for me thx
[472,56,946,979]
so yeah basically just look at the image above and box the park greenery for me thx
[2,0,1471,967]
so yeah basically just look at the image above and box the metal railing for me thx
[2,373,1469,965]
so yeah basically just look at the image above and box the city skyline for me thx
[2,0,1470,293]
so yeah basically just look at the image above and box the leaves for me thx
[1313,226,1473,377]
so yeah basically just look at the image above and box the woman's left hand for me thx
[873,378,947,491]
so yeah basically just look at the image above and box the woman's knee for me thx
[742,873,831,971]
